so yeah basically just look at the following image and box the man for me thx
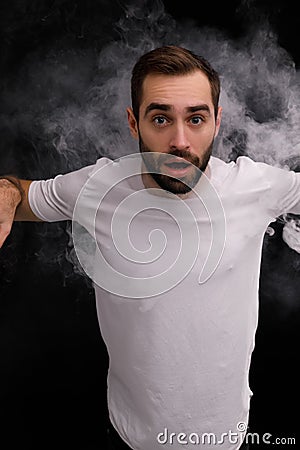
[0,45,299,450]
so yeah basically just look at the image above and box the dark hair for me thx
[131,45,220,120]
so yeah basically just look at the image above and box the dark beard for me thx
[139,139,213,195]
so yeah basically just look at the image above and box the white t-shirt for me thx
[29,155,300,450]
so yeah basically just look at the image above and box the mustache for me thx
[158,149,200,167]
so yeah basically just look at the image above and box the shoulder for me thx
[210,155,269,173]
[210,155,290,183]
[87,156,114,177]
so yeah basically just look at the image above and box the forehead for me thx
[140,71,213,111]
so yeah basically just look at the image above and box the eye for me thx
[153,116,168,127]
[189,116,203,125]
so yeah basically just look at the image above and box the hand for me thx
[0,178,22,248]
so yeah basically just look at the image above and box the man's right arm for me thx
[0,158,109,248]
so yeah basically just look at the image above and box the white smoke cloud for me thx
[35,0,300,171]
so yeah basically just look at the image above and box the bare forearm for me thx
[0,176,42,222]
[0,176,42,248]
[14,179,43,222]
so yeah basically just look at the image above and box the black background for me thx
[0,1,299,449]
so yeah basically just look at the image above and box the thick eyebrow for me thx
[144,102,211,118]
[144,103,171,117]
[186,104,211,114]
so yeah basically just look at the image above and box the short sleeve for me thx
[28,157,112,222]
[233,157,300,219]
[256,162,300,218]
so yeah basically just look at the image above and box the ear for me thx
[214,106,222,138]
[127,107,139,139]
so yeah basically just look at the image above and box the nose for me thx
[169,123,190,151]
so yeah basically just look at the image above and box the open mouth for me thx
[164,161,191,169]
[162,159,193,177]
